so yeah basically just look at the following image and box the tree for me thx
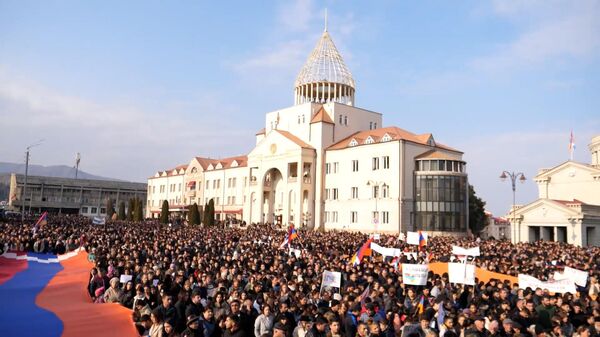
[127,199,135,221]
[468,184,488,234]
[134,198,144,222]
[197,205,203,226]
[160,200,170,224]
[203,199,215,227]
[118,201,126,220]
[106,198,115,219]
[188,203,200,226]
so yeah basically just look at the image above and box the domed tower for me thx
[294,27,355,106]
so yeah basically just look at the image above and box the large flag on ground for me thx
[33,211,48,232]
[280,224,298,248]
[351,238,373,266]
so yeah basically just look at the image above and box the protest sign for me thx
[452,246,480,257]
[320,270,342,294]
[519,274,577,294]
[448,262,475,285]
[406,231,428,246]
[120,274,133,283]
[402,264,429,285]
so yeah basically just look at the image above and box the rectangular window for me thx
[332,188,338,200]
[383,211,389,224]
[372,185,379,198]
[339,114,343,124]
[351,211,358,223]
[232,196,236,205]
[153,186,155,193]
[374,122,377,129]
[351,187,359,199]
[369,122,373,130]
[81,207,88,214]
[333,162,339,173]
[352,160,359,172]
[372,157,379,170]
[372,211,378,223]
[325,163,331,174]
[206,180,210,189]
[333,211,338,223]
[382,184,389,198]
[178,183,181,191]
[383,156,390,169]
[100,207,106,214]
[325,211,330,222]
[232,178,236,188]
[91,207,97,214]
[344,116,348,125]
[325,189,331,200]
[215,197,219,205]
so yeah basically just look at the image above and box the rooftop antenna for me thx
[324,8,328,32]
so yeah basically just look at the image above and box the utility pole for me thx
[74,152,81,179]
[21,140,44,224]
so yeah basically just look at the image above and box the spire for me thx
[293,26,355,106]
[324,8,328,32]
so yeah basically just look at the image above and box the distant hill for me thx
[0,162,120,181]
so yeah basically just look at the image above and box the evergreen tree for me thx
[207,198,215,227]
[118,201,126,220]
[188,203,200,225]
[198,205,203,226]
[468,184,488,234]
[160,200,170,224]
[202,201,210,227]
[106,198,115,219]
[127,199,135,221]
[134,198,144,222]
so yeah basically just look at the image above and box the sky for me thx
[1,0,599,215]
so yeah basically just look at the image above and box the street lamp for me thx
[499,171,526,243]
[366,180,387,232]
[21,139,44,223]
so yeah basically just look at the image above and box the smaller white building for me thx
[481,211,509,240]
[508,135,600,247]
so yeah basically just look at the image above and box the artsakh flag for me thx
[351,238,373,266]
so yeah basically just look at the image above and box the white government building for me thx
[147,27,469,234]
[509,135,600,247]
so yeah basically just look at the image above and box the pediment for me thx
[536,161,600,180]
[514,199,581,218]
[248,130,312,158]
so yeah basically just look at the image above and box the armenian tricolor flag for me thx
[33,211,48,232]
[351,238,373,266]
[417,295,425,314]
[279,224,298,248]
[418,231,427,250]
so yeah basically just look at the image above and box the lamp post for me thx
[499,171,526,243]
[366,180,387,232]
[21,140,44,224]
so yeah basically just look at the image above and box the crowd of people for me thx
[1,214,599,337]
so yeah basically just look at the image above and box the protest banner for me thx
[448,262,475,285]
[564,266,589,287]
[371,243,401,258]
[402,264,429,285]
[451,246,480,257]
[320,270,342,294]
[406,231,428,246]
[92,216,106,225]
[518,274,577,294]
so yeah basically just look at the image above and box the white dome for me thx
[294,31,355,88]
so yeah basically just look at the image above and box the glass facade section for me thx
[414,159,467,232]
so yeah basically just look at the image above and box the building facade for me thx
[2,173,146,217]
[147,28,469,234]
[508,135,600,247]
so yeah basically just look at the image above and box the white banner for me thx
[371,243,401,258]
[321,270,342,289]
[518,274,577,294]
[563,267,589,287]
[92,216,106,225]
[402,264,429,285]
[452,246,480,257]
[406,231,428,246]
[289,248,302,259]
[448,262,476,285]
[120,274,133,283]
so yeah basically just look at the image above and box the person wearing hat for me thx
[103,276,123,303]
[306,316,329,337]
[501,319,514,337]
[182,315,202,337]
[274,322,287,337]
[464,317,488,337]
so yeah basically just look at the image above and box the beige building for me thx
[147,27,469,234]
[508,135,600,246]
